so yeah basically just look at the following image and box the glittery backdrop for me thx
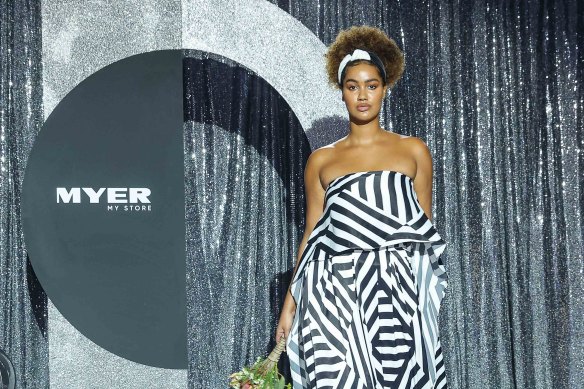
[0,0,49,388]
[1,0,582,388]
[40,1,186,387]
[269,1,584,388]
[183,50,310,387]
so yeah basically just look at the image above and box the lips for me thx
[357,104,370,112]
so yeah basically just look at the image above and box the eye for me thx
[368,85,378,89]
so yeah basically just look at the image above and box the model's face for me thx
[341,62,389,123]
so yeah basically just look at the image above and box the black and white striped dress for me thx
[286,170,448,389]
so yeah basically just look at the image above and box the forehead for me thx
[344,62,382,80]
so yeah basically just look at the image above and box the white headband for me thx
[337,48,387,85]
[338,49,370,84]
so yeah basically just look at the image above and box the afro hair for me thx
[324,25,405,89]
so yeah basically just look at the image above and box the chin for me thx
[353,110,378,117]
[350,113,377,123]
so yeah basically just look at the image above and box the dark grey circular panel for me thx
[22,50,186,369]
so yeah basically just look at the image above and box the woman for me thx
[276,26,448,388]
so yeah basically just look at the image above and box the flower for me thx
[228,338,291,389]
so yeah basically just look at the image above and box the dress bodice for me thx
[324,170,422,225]
[291,170,446,284]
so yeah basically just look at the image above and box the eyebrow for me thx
[345,78,380,83]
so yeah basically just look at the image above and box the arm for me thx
[410,138,434,222]
[282,148,326,311]
[275,148,327,342]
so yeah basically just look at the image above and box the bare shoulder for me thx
[401,136,432,161]
[305,145,334,170]
[304,144,336,182]
[413,138,433,177]
[399,136,434,218]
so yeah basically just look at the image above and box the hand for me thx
[275,307,295,351]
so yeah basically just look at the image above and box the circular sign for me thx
[22,50,186,368]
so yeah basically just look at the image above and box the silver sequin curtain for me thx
[269,1,583,388]
[1,1,582,389]
[0,0,49,388]
[183,50,310,387]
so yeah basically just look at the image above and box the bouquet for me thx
[228,337,291,389]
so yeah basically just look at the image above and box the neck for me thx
[346,117,385,146]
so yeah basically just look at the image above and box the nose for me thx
[358,87,367,101]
